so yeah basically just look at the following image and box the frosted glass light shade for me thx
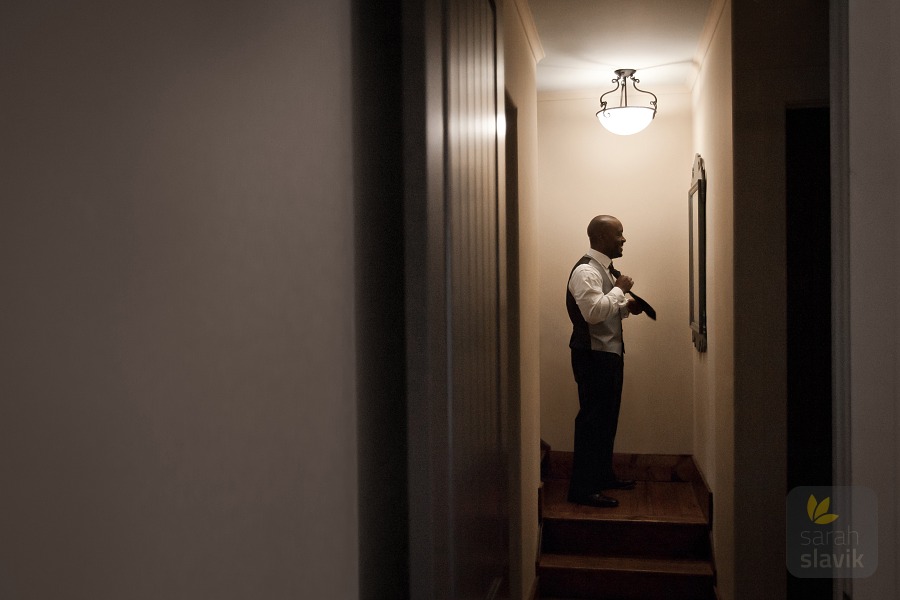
[595,106,655,136]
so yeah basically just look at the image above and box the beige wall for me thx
[503,1,543,596]
[0,2,358,598]
[533,3,900,600]
[534,3,738,596]
[847,0,900,597]
[537,90,694,455]
[690,1,734,597]
[730,0,828,597]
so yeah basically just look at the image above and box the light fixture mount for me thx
[596,68,658,136]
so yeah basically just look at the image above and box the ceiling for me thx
[528,0,715,94]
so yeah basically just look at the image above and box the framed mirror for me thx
[689,154,707,352]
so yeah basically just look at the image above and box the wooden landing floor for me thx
[542,479,707,525]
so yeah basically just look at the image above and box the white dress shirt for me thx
[568,249,630,353]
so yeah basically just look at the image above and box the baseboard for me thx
[546,450,704,483]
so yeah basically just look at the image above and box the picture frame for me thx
[689,153,708,352]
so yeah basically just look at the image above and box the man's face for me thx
[601,219,626,259]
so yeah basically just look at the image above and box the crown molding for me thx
[686,0,727,90]
[510,0,545,64]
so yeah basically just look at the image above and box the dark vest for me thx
[566,256,593,349]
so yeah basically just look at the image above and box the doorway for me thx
[785,105,833,598]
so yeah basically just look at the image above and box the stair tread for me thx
[542,479,707,525]
[539,553,714,577]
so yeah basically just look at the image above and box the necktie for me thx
[609,262,657,320]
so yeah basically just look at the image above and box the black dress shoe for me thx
[601,479,636,490]
[570,493,619,508]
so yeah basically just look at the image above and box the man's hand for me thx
[614,274,634,293]
[627,299,644,315]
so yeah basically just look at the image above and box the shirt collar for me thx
[586,248,612,268]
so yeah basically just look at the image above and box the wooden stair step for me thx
[541,554,714,576]
[540,479,710,559]
[538,554,715,600]
[537,454,716,599]
[542,516,710,559]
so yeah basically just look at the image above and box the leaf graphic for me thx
[814,497,831,520]
[806,494,839,524]
[815,513,839,525]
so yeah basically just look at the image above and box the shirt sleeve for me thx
[568,265,629,324]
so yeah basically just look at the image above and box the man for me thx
[565,215,643,508]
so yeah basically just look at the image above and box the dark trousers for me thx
[568,348,624,500]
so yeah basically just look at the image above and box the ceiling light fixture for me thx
[596,69,658,136]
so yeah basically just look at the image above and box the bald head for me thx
[587,215,626,258]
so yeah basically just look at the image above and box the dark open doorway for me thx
[785,105,833,598]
